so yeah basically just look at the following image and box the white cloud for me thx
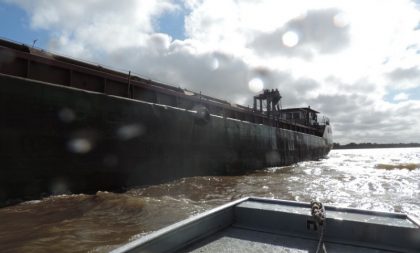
[4,0,179,54]
[250,9,351,59]
[388,67,420,90]
[393,92,409,101]
[3,0,420,144]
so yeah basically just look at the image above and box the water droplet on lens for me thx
[58,108,76,123]
[282,31,299,47]
[211,58,219,70]
[117,124,144,140]
[248,78,264,93]
[68,138,92,153]
[50,179,69,195]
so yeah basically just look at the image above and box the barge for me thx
[0,39,332,204]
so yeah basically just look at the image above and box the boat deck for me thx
[181,227,393,253]
[111,197,420,253]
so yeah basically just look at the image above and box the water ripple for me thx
[0,148,419,252]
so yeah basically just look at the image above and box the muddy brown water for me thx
[0,148,419,252]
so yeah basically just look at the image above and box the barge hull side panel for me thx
[0,74,330,204]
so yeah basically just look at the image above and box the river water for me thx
[0,148,419,252]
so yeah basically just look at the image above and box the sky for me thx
[1,0,420,144]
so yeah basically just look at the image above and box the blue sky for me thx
[156,4,186,40]
[1,0,420,144]
[0,3,48,47]
[384,87,420,102]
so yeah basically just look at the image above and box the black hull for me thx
[0,74,331,205]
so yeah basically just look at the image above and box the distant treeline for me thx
[333,142,420,149]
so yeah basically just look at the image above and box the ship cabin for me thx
[279,107,320,127]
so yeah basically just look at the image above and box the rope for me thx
[311,201,327,253]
